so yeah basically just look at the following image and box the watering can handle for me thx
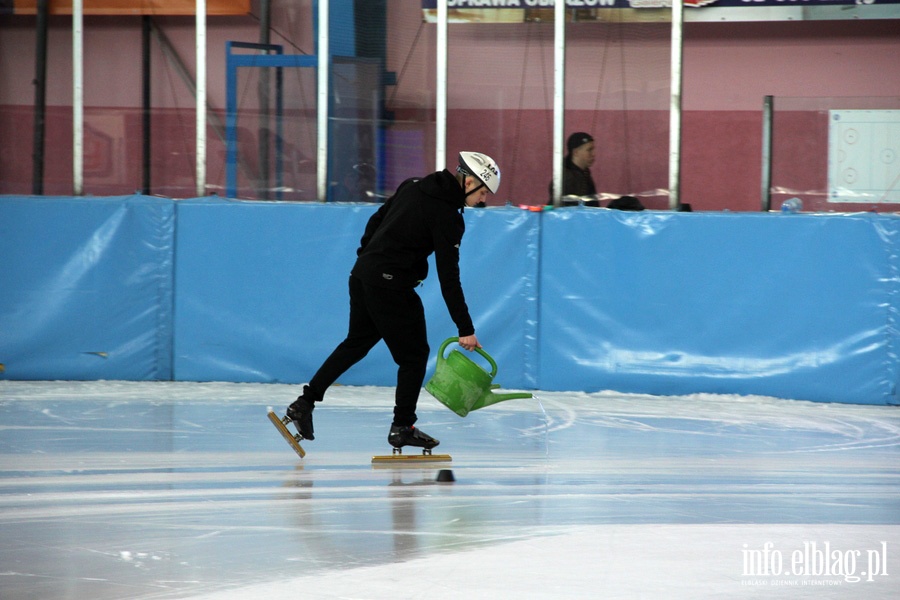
[437,337,498,379]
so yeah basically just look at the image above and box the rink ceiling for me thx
[2,194,900,405]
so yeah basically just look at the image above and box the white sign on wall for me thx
[828,109,900,204]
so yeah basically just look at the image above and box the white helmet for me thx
[458,151,501,194]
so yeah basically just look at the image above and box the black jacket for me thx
[351,169,475,336]
[547,156,596,203]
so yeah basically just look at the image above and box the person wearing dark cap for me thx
[333,162,378,202]
[548,132,597,205]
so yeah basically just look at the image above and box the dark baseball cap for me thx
[567,132,594,153]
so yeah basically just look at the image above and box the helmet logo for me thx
[468,153,498,184]
[479,165,498,183]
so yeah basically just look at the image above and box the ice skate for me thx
[371,425,450,464]
[388,424,439,451]
[286,392,315,441]
[266,409,306,458]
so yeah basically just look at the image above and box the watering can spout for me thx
[470,389,534,412]
[425,337,532,417]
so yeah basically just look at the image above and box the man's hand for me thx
[458,334,481,352]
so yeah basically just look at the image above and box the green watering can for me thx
[425,337,532,417]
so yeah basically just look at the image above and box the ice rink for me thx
[1,380,898,599]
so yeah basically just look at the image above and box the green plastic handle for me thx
[437,336,498,378]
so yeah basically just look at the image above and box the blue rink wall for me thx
[1,194,899,406]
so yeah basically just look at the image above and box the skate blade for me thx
[267,409,306,458]
[371,453,452,464]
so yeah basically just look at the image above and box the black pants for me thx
[307,275,429,427]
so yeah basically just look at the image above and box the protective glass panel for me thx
[565,11,671,209]
[770,96,900,212]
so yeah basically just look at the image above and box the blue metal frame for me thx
[225,42,317,199]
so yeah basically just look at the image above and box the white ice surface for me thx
[1,381,898,599]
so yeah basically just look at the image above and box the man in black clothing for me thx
[548,131,597,205]
[286,151,501,451]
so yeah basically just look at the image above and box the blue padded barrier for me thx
[174,199,379,383]
[2,195,899,405]
[417,208,540,390]
[173,200,539,388]
[539,209,900,405]
[0,195,175,380]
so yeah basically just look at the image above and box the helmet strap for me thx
[465,182,485,198]
[460,172,485,198]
